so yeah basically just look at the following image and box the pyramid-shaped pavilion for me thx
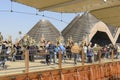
[62,12,99,44]
[62,13,117,46]
[27,19,60,43]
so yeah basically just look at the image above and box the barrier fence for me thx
[0,61,120,80]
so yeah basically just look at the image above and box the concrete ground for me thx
[0,58,120,76]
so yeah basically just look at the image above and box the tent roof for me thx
[13,0,120,26]
[13,0,119,12]
[91,5,120,27]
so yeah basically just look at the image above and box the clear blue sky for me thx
[0,0,81,42]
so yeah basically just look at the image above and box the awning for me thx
[13,0,120,26]
[91,5,120,27]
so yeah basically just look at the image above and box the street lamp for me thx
[19,31,22,40]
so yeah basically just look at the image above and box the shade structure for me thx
[91,5,120,27]
[13,0,119,12]
[13,0,120,27]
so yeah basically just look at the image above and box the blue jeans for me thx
[116,52,120,59]
[49,52,54,63]
[0,60,5,69]
[73,54,78,64]
[54,52,57,63]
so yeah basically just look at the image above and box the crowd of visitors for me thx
[0,32,120,69]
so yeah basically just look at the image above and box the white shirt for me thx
[83,46,87,54]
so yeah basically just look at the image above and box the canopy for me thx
[13,0,120,26]
[91,5,120,27]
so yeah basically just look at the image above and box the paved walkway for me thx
[0,58,120,76]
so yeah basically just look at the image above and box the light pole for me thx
[19,31,22,40]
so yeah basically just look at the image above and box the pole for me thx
[59,51,62,69]
[81,48,84,65]
[111,49,114,62]
[25,49,29,73]
[98,50,101,64]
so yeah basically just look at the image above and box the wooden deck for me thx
[0,58,120,76]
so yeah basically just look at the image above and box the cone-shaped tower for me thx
[62,12,99,44]
[27,19,60,43]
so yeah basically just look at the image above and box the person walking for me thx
[71,43,80,64]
